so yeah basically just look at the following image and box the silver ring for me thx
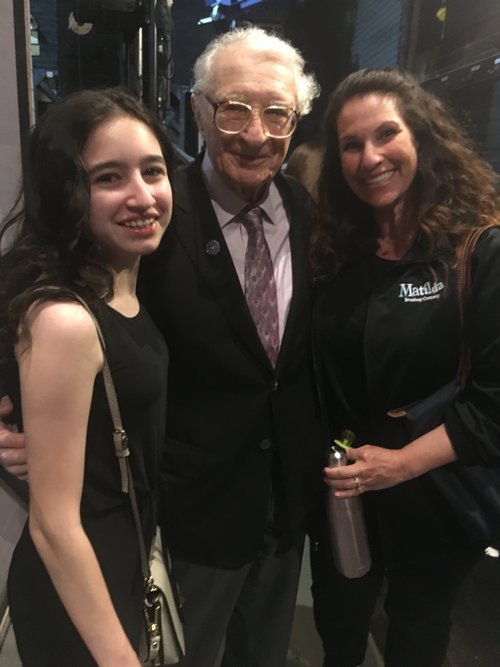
[354,476,361,493]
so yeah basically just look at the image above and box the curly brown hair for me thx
[310,67,500,277]
[285,139,325,202]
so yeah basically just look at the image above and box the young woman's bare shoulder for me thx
[21,300,101,357]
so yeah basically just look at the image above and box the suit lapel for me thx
[174,160,272,368]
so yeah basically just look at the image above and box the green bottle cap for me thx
[333,429,355,450]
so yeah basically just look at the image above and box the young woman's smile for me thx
[83,115,172,264]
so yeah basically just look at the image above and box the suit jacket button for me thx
[271,380,279,392]
[260,439,272,451]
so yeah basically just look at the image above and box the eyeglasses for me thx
[205,97,299,139]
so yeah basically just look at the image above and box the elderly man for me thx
[0,27,326,666]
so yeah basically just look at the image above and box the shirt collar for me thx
[201,152,280,229]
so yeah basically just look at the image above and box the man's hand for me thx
[0,395,28,479]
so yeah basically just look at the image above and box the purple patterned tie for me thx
[240,206,280,366]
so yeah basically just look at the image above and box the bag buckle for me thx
[144,578,162,662]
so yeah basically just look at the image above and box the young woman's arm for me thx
[18,301,141,667]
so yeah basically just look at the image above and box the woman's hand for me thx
[323,444,410,498]
[324,424,458,498]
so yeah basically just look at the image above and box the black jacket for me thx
[140,159,326,569]
[314,228,500,563]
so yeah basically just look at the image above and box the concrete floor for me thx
[288,539,382,667]
[0,624,20,667]
[288,606,382,667]
[289,543,500,667]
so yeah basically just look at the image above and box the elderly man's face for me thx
[192,45,298,203]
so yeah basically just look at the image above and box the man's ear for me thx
[191,93,205,138]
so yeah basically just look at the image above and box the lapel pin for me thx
[206,240,221,256]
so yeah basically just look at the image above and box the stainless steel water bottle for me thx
[326,431,371,578]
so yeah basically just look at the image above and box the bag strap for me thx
[69,293,152,585]
[456,224,498,389]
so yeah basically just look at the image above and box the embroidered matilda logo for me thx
[398,281,445,302]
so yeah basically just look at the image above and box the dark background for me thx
[28,0,500,170]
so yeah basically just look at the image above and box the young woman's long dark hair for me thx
[0,88,175,362]
[310,67,500,277]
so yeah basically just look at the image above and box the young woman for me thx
[309,68,500,667]
[0,89,175,666]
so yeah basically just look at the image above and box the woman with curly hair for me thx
[309,68,500,667]
[1,88,174,665]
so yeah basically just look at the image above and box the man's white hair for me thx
[192,26,320,116]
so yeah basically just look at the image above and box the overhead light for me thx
[197,0,253,26]
[197,2,222,25]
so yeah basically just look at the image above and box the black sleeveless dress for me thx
[7,303,168,666]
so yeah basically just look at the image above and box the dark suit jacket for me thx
[140,158,326,569]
